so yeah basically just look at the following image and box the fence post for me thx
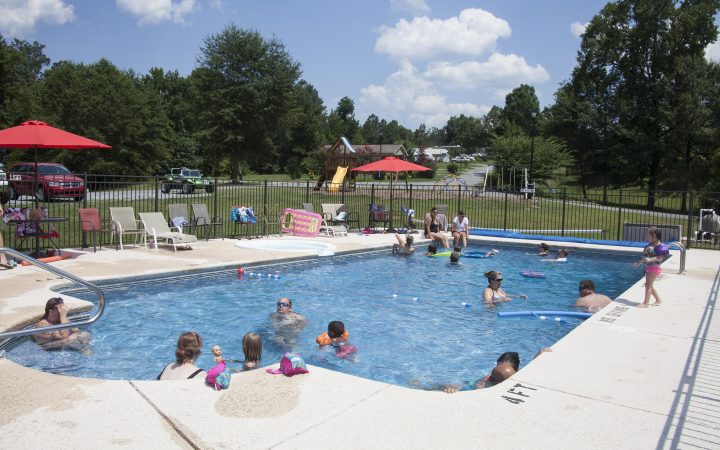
[154,175,159,212]
[263,179,268,236]
[371,184,375,207]
[213,177,219,237]
[503,190,509,231]
[341,180,346,204]
[687,191,694,249]
[305,180,310,203]
[409,184,413,210]
[457,184,462,213]
[561,188,567,237]
[616,189,623,240]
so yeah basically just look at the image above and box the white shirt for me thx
[453,216,469,233]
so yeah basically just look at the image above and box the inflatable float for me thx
[20,253,73,266]
[520,270,546,278]
[497,311,592,319]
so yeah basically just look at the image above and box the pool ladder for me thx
[0,248,106,341]
[667,241,687,275]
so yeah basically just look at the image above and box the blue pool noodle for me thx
[497,311,592,319]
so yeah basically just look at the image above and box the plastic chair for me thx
[79,208,114,252]
[168,203,195,234]
[109,207,145,250]
[191,204,223,240]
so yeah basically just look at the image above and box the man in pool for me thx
[574,279,612,313]
[269,297,307,350]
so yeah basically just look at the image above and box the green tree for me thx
[501,84,539,135]
[327,96,360,142]
[563,0,720,207]
[193,25,301,180]
[361,114,381,144]
[491,133,573,185]
[0,36,49,128]
[38,59,171,175]
[444,114,490,152]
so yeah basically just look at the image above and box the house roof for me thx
[321,143,406,156]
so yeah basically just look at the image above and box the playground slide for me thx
[328,166,348,192]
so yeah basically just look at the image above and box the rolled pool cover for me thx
[497,311,592,319]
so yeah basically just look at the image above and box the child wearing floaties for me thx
[316,320,357,359]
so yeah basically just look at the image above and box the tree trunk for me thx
[230,151,241,183]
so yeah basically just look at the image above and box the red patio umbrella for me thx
[351,156,430,173]
[0,120,111,201]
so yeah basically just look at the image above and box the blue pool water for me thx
[5,243,643,388]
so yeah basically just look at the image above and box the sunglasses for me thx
[494,278,504,282]
[277,302,290,307]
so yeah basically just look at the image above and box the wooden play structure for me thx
[315,137,387,192]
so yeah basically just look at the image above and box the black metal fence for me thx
[2,173,719,253]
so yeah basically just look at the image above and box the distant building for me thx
[321,143,406,157]
[416,147,449,162]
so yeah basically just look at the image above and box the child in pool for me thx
[541,249,568,262]
[537,243,550,256]
[393,233,415,255]
[425,243,437,256]
[241,332,262,370]
[316,320,357,358]
[212,345,223,362]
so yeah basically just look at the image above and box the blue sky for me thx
[1,0,719,130]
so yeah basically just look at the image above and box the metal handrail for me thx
[0,248,106,339]
[667,241,687,274]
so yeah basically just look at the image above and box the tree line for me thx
[1,1,719,203]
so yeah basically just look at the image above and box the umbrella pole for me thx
[34,147,39,207]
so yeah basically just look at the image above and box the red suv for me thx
[7,162,85,202]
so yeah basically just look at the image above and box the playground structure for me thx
[315,137,359,192]
[433,174,470,192]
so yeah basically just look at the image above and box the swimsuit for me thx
[645,242,669,274]
[156,364,203,380]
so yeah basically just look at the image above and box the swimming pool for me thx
[5,243,642,388]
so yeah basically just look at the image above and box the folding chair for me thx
[79,208,114,252]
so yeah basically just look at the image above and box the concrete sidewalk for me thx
[0,235,718,449]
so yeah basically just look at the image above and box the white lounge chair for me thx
[109,207,145,250]
[139,212,199,251]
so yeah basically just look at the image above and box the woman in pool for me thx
[33,297,91,352]
[482,271,528,304]
[632,226,669,308]
[157,331,206,380]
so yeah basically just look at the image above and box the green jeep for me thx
[160,167,214,194]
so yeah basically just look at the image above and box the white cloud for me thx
[706,40,720,62]
[375,8,511,60]
[0,0,75,37]
[358,60,488,128]
[390,0,430,16]
[570,21,588,38]
[116,0,197,25]
[424,53,550,89]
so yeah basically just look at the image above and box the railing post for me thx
[409,184,413,210]
[561,188,567,237]
[503,190,509,231]
[305,180,310,203]
[371,184,375,206]
[154,175,159,212]
[213,177,219,237]
[687,191,694,250]
[457,184,462,214]
[263,179,268,236]
[616,189,623,240]
[81,172,88,249]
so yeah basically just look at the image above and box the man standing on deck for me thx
[575,280,612,313]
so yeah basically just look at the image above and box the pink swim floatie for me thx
[520,270,546,278]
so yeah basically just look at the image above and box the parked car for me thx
[7,162,85,202]
[160,167,214,194]
[451,155,474,163]
[0,169,7,189]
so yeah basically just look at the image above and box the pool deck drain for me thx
[0,234,719,449]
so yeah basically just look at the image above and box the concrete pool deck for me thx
[0,234,718,449]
